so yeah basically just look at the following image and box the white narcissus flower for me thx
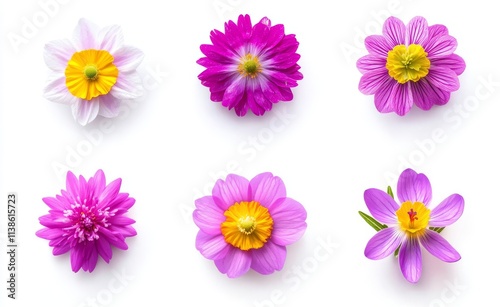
[44,18,144,125]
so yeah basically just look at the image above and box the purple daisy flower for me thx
[364,168,464,283]
[357,16,465,115]
[43,18,144,125]
[197,14,303,116]
[36,170,136,272]
[193,172,307,278]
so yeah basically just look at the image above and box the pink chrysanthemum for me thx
[357,16,466,115]
[363,169,464,283]
[197,14,303,116]
[43,18,144,125]
[193,172,307,278]
[36,170,136,272]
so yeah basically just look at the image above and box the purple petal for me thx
[406,16,428,45]
[53,244,71,255]
[250,241,286,274]
[44,75,79,106]
[71,99,100,126]
[249,173,286,209]
[426,66,460,93]
[430,54,466,76]
[70,243,85,272]
[222,78,246,110]
[264,24,285,51]
[193,196,225,235]
[364,188,399,224]
[98,178,122,206]
[364,227,403,259]
[212,174,250,211]
[356,55,387,74]
[359,68,391,95]
[425,35,457,58]
[98,227,128,250]
[110,72,143,99]
[382,17,405,46]
[42,197,65,210]
[108,216,135,226]
[365,35,393,58]
[245,86,265,116]
[214,247,252,278]
[410,78,449,110]
[36,228,64,240]
[113,46,144,72]
[82,245,98,272]
[268,198,307,246]
[97,94,120,118]
[399,236,422,283]
[66,171,79,198]
[44,39,76,71]
[96,236,113,263]
[390,82,412,116]
[97,25,124,54]
[429,194,464,227]
[373,77,398,113]
[73,18,98,50]
[420,230,460,262]
[397,169,432,204]
[195,231,230,260]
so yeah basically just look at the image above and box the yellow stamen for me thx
[396,201,430,234]
[65,49,118,100]
[221,201,273,251]
[386,44,430,84]
[237,54,262,78]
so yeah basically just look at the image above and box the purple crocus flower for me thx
[197,14,303,116]
[364,168,464,283]
[357,16,465,115]
[36,170,136,272]
[193,172,307,278]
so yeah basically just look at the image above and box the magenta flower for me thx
[44,18,144,125]
[357,16,465,115]
[363,169,464,283]
[36,170,136,272]
[197,14,303,116]
[193,172,307,277]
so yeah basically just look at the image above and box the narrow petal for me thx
[70,243,85,272]
[406,16,428,45]
[373,77,398,113]
[356,55,387,74]
[390,82,412,116]
[268,198,307,246]
[364,227,403,259]
[96,236,113,263]
[195,231,231,260]
[364,188,399,224]
[71,99,100,126]
[359,68,391,95]
[212,174,250,211]
[98,178,122,207]
[222,78,246,110]
[52,244,71,255]
[426,66,460,93]
[44,75,79,106]
[249,173,286,209]
[82,245,98,272]
[425,36,457,58]
[110,72,143,99]
[250,241,286,274]
[97,94,120,118]
[66,171,79,198]
[382,17,406,46]
[420,230,461,262]
[44,39,76,71]
[410,78,449,110]
[36,228,64,240]
[193,196,225,235]
[42,196,65,210]
[73,18,98,50]
[98,25,124,54]
[399,236,422,283]
[429,194,464,227]
[365,35,393,58]
[214,247,252,278]
[113,46,144,72]
[397,169,432,204]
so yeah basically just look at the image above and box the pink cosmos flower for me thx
[357,16,465,115]
[36,170,136,272]
[193,172,307,277]
[43,18,144,125]
[364,169,464,283]
[197,14,303,116]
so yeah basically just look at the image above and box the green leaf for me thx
[359,211,388,232]
[394,245,400,257]
[429,227,445,233]
[387,186,394,198]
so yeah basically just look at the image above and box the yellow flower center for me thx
[396,201,430,234]
[386,44,430,84]
[237,54,262,78]
[65,49,119,100]
[221,201,273,251]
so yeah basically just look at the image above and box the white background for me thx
[1,0,498,306]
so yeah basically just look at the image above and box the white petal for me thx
[98,25,124,54]
[44,75,78,105]
[98,95,120,118]
[113,46,144,72]
[71,98,100,126]
[111,72,143,99]
[44,39,75,71]
[73,18,99,50]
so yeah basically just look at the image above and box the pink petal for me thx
[382,17,405,46]
[268,198,307,246]
[110,72,143,99]
[399,236,422,283]
[71,99,100,126]
[420,230,460,262]
[212,174,250,211]
[214,247,252,278]
[222,78,246,110]
[97,94,120,118]
[390,82,412,116]
[82,245,98,272]
[365,35,393,58]
[429,194,464,227]
[44,75,79,106]
[44,39,76,71]
[113,46,144,72]
[70,243,85,272]
[195,231,230,260]
[430,54,466,76]
[96,236,112,263]
[249,173,286,209]
[364,188,399,224]
[373,77,398,113]
[356,55,386,74]
[364,227,403,259]
[397,169,432,204]
[359,68,391,95]
[98,178,122,207]
[410,78,449,110]
[406,16,428,45]
[250,241,286,274]
[425,35,458,58]
[73,18,99,50]
[42,196,65,210]
[98,25,124,54]
[36,228,64,240]
[426,66,460,93]
[193,196,225,235]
